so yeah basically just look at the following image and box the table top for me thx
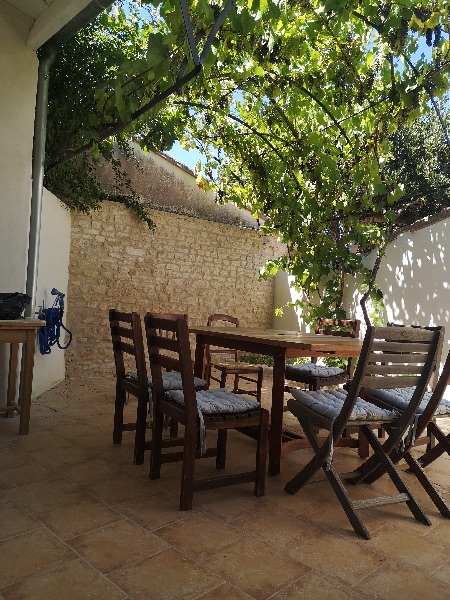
[0,318,44,330]
[189,326,363,352]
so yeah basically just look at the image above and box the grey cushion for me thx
[127,371,207,391]
[289,388,398,422]
[167,388,260,454]
[368,387,450,417]
[167,388,260,414]
[285,363,346,380]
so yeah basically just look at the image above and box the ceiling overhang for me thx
[5,0,93,50]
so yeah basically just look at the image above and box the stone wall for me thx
[65,202,284,378]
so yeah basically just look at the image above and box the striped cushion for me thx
[368,387,450,417]
[166,388,260,455]
[285,363,346,380]
[289,388,398,422]
[127,371,207,391]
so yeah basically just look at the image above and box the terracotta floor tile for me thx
[367,523,448,574]
[203,537,309,600]
[0,462,56,490]
[197,582,254,599]
[35,497,124,539]
[1,377,449,600]
[3,479,83,513]
[86,471,154,505]
[1,559,126,600]
[270,571,366,600]
[108,548,223,600]
[0,505,40,541]
[118,490,192,530]
[432,560,450,586]
[357,560,450,600]
[156,512,246,562]
[61,459,118,485]
[68,518,169,573]
[0,528,77,588]
[283,529,386,587]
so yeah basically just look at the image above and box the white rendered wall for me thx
[0,3,72,400]
[32,190,71,396]
[0,2,37,403]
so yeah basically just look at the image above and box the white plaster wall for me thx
[0,2,37,402]
[0,1,36,292]
[32,189,71,396]
[374,222,450,368]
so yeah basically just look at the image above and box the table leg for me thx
[268,348,286,476]
[18,331,36,435]
[6,343,19,417]
[194,335,206,380]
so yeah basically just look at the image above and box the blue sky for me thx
[167,140,203,171]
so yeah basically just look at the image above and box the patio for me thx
[0,374,449,600]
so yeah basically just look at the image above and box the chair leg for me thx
[256,370,263,404]
[134,395,148,465]
[360,426,431,526]
[403,453,450,518]
[149,408,165,480]
[284,420,332,495]
[220,370,227,389]
[323,462,371,540]
[180,425,197,511]
[419,422,450,468]
[233,373,240,394]
[254,410,269,497]
[216,429,227,469]
[113,385,126,445]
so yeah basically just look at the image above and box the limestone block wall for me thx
[65,202,284,378]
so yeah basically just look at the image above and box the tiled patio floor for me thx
[0,375,449,600]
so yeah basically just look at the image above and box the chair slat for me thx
[365,364,426,376]
[114,340,136,357]
[361,375,423,389]
[148,334,179,353]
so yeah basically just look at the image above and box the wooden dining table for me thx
[190,326,363,475]
[0,318,43,434]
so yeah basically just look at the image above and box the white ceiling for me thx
[5,0,55,21]
[5,0,95,50]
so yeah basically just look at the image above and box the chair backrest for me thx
[206,313,240,363]
[145,313,198,424]
[387,322,444,389]
[313,318,361,376]
[109,309,148,397]
[333,325,444,442]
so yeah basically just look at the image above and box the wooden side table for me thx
[0,318,43,434]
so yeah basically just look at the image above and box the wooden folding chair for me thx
[206,314,264,403]
[145,313,269,510]
[350,349,450,518]
[284,325,444,539]
[109,309,150,465]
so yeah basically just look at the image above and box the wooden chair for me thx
[351,348,450,518]
[109,309,150,465]
[110,310,207,459]
[284,325,444,539]
[145,312,269,510]
[205,314,264,403]
[285,318,361,391]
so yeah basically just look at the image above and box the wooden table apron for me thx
[0,318,43,435]
[190,327,362,476]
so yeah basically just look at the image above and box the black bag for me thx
[0,293,31,320]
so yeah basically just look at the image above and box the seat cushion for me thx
[127,371,207,391]
[289,388,398,422]
[166,388,260,455]
[285,363,346,380]
[368,387,450,417]
[167,388,260,414]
